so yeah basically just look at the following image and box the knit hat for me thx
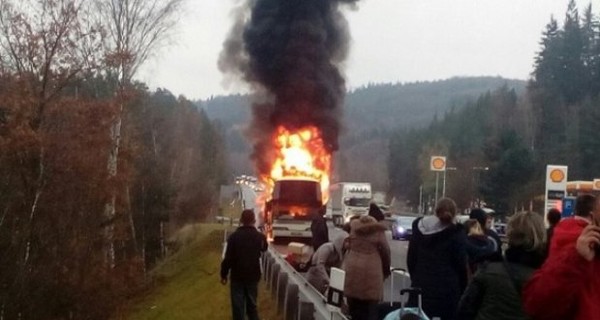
[368,203,385,222]
[469,208,487,228]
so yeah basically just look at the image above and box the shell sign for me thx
[545,165,568,227]
[430,156,446,172]
[545,165,568,192]
[549,169,565,183]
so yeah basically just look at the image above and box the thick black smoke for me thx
[219,0,359,176]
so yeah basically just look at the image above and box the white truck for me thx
[326,182,372,226]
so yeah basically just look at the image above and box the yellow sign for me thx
[549,169,565,183]
[430,156,446,171]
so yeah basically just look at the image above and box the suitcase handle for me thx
[390,268,410,306]
[400,288,421,296]
[400,287,423,311]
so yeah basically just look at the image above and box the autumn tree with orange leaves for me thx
[0,1,226,319]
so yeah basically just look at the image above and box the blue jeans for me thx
[230,281,259,320]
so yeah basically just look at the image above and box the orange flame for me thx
[261,126,331,204]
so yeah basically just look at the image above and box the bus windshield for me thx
[274,180,321,206]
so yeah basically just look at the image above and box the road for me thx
[237,182,263,225]
[272,222,411,304]
[238,182,411,303]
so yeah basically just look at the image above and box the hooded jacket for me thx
[306,232,349,294]
[547,216,588,259]
[457,246,545,320]
[465,234,497,275]
[407,215,467,320]
[342,216,390,301]
[470,209,503,262]
[523,217,600,320]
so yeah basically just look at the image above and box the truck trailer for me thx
[326,182,372,226]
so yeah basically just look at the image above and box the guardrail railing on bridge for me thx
[262,245,348,320]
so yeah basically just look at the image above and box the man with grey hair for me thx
[220,209,268,320]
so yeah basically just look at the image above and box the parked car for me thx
[391,215,417,240]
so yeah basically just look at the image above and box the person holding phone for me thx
[522,196,600,320]
[545,194,596,259]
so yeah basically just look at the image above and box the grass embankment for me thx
[122,224,282,320]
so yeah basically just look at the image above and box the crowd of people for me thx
[220,193,600,320]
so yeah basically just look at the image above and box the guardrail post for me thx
[261,253,270,281]
[283,283,299,320]
[267,245,348,320]
[298,301,315,320]
[276,272,289,313]
[265,255,273,282]
[270,264,281,295]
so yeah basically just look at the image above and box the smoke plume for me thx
[219,0,360,176]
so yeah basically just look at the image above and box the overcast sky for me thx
[137,0,592,100]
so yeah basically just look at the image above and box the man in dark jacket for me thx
[407,198,467,320]
[221,210,268,320]
[311,210,329,251]
[470,208,503,262]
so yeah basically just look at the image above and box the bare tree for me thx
[0,0,103,127]
[0,0,102,265]
[0,1,105,317]
[94,0,183,267]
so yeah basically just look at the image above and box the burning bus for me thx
[260,126,330,242]
[265,177,323,242]
[220,0,353,242]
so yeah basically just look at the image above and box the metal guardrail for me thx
[263,245,348,320]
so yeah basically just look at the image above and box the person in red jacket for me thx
[546,194,596,259]
[523,194,600,320]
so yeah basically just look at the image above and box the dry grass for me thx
[121,224,282,320]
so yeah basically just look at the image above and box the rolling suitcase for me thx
[382,288,430,320]
[388,267,411,305]
[377,267,411,319]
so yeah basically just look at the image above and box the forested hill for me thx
[343,77,526,134]
[197,77,526,178]
[199,76,526,133]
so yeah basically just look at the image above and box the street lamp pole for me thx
[472,167,489,207]
[442,169,446,198]
[435,172,439,203]
[442,167,457,198]
[419,184,423,214]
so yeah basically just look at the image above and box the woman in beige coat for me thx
[343,215,391,320]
